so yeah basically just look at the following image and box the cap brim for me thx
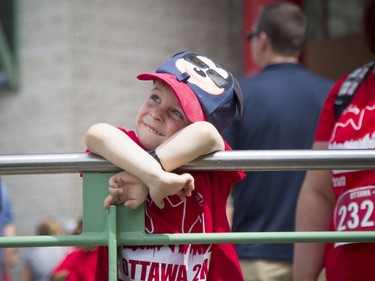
[137,73,206,123]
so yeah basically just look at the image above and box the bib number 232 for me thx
[334,186,375,232]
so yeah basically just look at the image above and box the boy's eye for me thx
[171,109,184,120]
[150,95,161,103]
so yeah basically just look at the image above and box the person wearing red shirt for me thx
[294,0,375,280]
[50,219,98,281]
[85,51,245,281]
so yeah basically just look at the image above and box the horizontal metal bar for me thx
[118,231,375,245]
[1,150,375,175]
[190,149,375,171]
[0,153,116,175]
[0,231,374,247]
[0,234,107,247]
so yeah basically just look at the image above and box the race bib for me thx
[333,186,375,247]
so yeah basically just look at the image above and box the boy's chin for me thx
[138,135,163,151]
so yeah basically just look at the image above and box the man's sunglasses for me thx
[246,30,260,40]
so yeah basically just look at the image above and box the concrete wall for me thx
[0,0,243,238]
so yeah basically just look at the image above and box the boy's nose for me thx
[150,110,164,122]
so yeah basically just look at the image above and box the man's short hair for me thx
[256,3,307,56]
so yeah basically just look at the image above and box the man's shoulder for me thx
[239,64,333,91]
[301,69,333,85]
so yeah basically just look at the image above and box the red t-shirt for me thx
[315,70,375,281]
[52,247,98,281]
[95,128,245,281]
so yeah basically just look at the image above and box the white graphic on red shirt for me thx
[330,104,375,148]
[328,102,375,248]
[330,103,375,175]
[120,245,211,281]
[145,192,205,234]
[119,192,211,280]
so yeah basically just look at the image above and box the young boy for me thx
[85,51,244,281]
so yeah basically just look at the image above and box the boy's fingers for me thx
[124,200,142,209]
[183,174,195,197]
[108,186,124,195]
[104,195,124,209]
[183,187,192,197]
[155,199,165,209]
[104,195,114,209]
[177,191,187,202]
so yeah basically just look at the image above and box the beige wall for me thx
[0,0,242,238]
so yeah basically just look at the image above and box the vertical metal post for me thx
[108,206,118,280]
[82,173,118,280]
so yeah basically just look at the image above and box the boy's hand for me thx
[148,172,195,209]
[104,171,148,209]
[104,170,195,210]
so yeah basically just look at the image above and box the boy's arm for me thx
[85,123,165,181]
[155,121,225,171]
[85,121,224,174]
[85,121,224,208]
[85,123,194,209]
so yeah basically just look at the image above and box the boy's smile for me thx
[136,80,191,150]
[143,123,162,136]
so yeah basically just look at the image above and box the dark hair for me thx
[363,0,375,53]
[73,217,83,235]
[256,2,307,56]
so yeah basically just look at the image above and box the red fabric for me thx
[314,71,375,281]
[95,246,110,281]
[95,129,245,281]
[3,272,11,281]
[52,247,98,281]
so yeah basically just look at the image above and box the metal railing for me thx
[1,150,375,280]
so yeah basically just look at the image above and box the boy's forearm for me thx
[85,121,223,177]
[156,121,224,171]
[85,123,163,184]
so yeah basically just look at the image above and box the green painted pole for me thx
[0,234,106,247]
[108,206,118,281]
[118,231,375,245]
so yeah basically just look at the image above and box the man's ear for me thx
[258,31,269,52]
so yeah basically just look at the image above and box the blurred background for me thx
[0,0,374,278]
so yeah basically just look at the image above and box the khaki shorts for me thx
[240,259,327,281]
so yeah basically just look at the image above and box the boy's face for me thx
[136,80,192,150]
